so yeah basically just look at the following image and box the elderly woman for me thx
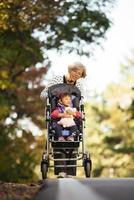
[40,62,87,100]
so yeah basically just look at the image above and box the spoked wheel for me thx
[41,154,49,179]
[83,153,92,178]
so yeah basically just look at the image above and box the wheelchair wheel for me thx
[41,157,48,179]
[83,153,92,178]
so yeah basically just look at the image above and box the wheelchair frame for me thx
[40,84,92,178]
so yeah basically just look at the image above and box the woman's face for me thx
[69,69,83,82]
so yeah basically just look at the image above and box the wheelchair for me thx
[41,83,92,179]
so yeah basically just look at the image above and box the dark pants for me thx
[53,123,77,138]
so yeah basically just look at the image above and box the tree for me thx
[85,53,134,177]
[0,0,114,55]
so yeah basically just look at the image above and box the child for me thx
[50,92,81,141]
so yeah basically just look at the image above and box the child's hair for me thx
[57,92,71,100]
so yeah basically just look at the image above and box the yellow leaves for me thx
[1,70,9,78]
[0,2,9,30]
[0,70,17,90]
[0,80,17,90]
[0,14,8,30]
[128,120,134,128]
[85,79,134,177]
[0,70,9,89]
[0,105,10,120]
[0,9,8,20]
[0,0,26,31]
[0,70,14,89]
[104,82,133,109]
[110,109,127,123]
[0,80,16,90]
[0,2,6,8]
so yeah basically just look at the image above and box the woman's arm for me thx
[40,75,63,100]
[76,79,84,97]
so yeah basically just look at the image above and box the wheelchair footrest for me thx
[53,157,77,161]
[51,141,80,148]
[54,164,78,168]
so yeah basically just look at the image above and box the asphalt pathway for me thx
[33,178,134,200]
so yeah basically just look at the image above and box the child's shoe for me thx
[58,136,65,141]
[67,136,74,141]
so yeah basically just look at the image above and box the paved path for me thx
[33,178,134,200]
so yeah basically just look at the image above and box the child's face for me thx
[60,95,71,107]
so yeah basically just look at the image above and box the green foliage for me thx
[0,124,39,182]
[85,57,134,178]
[0,30,43,72]
[0,92,12,120]
[0,0,115,55]
[37,0,113,55]
[103,136,122,145]
[92,166,104,177]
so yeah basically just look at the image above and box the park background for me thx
[0,0,133,183]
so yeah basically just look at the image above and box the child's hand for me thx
[63,113,72,118]
[66,110,74,115]
[66,107,76,115]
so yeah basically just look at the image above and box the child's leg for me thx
[66,125,78,141]
[54,124,63,138]
[69,125,77,135]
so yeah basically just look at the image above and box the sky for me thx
[44,0,134,94]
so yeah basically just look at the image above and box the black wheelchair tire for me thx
[84,160,92,178]
[41,162,48,179]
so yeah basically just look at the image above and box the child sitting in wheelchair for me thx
[50,92,82,142]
